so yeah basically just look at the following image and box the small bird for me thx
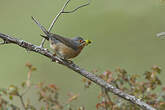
[31,17,91,60]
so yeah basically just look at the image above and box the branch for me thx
[63,0,90,13]
[40,0,90,47]
[17,93,26,110]
[0,32,156,110]
[101,87,109,110]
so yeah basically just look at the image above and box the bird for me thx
[31,17,91,60]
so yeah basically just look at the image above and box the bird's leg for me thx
[53,53,56,56]
[66,59,73,64]
[59,58,73,64]
[51,52,57,62]
[52,52,73,64]
[57,56,73,64]
[51,56,73,64]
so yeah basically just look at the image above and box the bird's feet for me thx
[51,53,57,62]
[66,59,73,64]
[56,57,73,64]
[51,54,73,64]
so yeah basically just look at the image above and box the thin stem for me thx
[105,89,112,105]
[101,87,108,110]
[48,0,71,32]
[17,93,26,110]
[21,85,32,97]
[101,87,114,110]
[63,0,90,13]
[105,89,114,110]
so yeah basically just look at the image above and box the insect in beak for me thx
[85,40,92,46]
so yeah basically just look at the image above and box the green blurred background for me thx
[0,0,165,109]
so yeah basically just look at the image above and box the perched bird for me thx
[31,17,91,60]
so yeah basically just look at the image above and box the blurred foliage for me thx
[0,63,82,110]
[0,63,165,110]
[90,65,165,110]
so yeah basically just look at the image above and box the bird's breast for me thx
[50,42,84,59]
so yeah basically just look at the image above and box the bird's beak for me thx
[85,40,92,46]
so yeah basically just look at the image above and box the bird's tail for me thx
[40,34,49,40]
[31,16,50,40]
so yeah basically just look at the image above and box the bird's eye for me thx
[79,40,83,43]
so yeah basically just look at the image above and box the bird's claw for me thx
[51,55,73,64]
[62,59,73,64]
[66,60,73,64]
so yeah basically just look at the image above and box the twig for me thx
[104,88,112,104]
[40,0,90,47]
[0,32,156,110]
[104,88,113,109]
[63,0,90,13]
[21,85,32,97]
[17,93,26,110]
[101,87,114,110]
[48,0,71,32]
[101,87,109,110]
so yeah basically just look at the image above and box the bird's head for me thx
[73,37,92,46]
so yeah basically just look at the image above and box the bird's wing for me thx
[51,34,79,51]
[40,34,79,50]
[31,16,79,50]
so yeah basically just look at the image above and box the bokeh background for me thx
[0,0,165,109]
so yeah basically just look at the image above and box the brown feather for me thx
[51,42,85,59]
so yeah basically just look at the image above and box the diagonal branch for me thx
[0,32,156,110]
[40,0,90,47]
